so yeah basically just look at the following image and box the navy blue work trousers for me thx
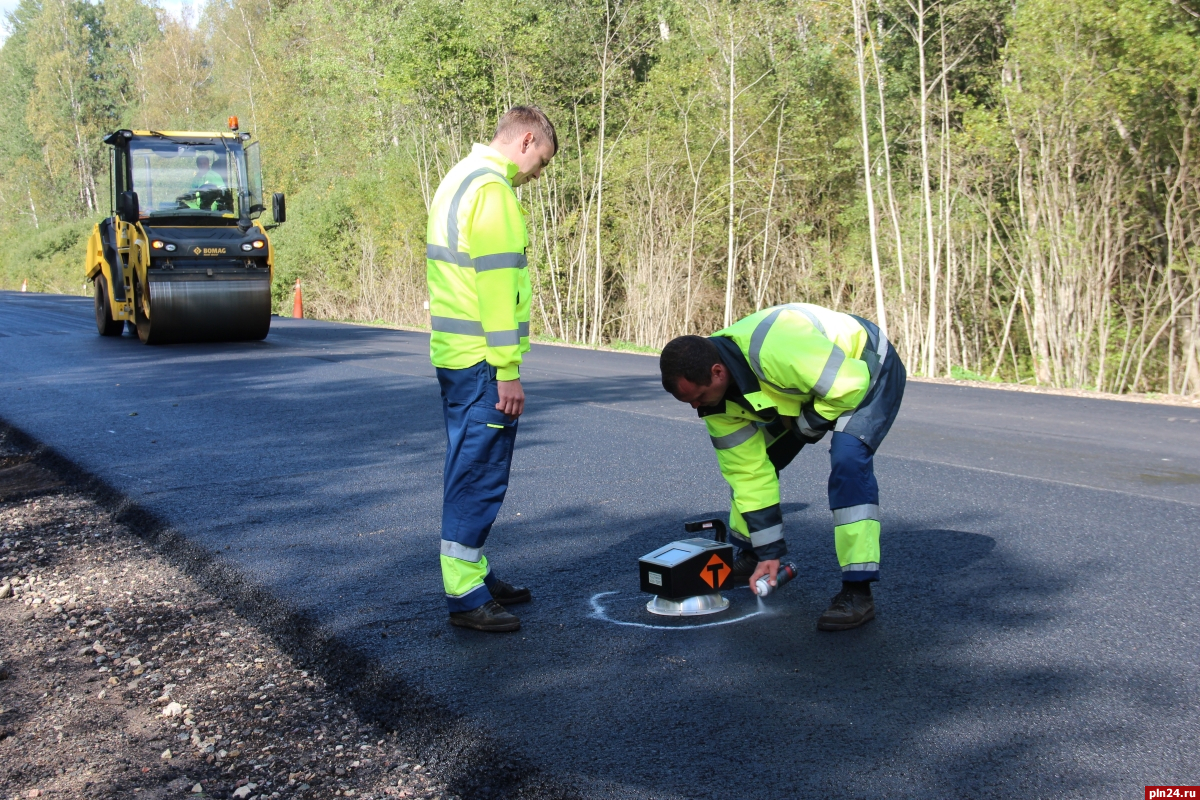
[436,361,517,611]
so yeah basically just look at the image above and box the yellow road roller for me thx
[86,118,286,343]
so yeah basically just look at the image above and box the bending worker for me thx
[425,106,557,633]
[659,303,905,630]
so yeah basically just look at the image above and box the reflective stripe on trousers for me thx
[441,540,483,562]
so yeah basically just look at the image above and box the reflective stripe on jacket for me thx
[426,144,531,380]
[703,304,877,554]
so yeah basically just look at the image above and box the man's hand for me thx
[748,559,780,594]
[496,378,525,419]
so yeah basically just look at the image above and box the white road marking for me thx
[589,591,767,630]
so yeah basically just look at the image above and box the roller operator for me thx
[189,155,224,190]
[184,155,225,211]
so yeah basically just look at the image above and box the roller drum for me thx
[142,271,271,344]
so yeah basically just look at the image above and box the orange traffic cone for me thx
[21,279,28,292]
[292,278,303,319]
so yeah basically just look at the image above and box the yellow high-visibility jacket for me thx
[702,304,879,554]
[426,144,531,380]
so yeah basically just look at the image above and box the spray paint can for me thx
[755,562,798,597]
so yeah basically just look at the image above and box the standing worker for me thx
[659,303,905,630]
[426,107,557,632]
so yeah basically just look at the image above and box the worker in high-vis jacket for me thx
[426,106,556,633]
[659,304,906,630]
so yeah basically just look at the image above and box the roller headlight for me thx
[241,243,253,251]
[165,244,176,252]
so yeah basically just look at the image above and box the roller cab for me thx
[87,124,287,344]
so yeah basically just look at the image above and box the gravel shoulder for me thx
[0,428,468,800]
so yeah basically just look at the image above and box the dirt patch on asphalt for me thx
[0,435,458,800]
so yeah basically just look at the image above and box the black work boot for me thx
[816,581,875,631]
[449,600,520,632]
[489,579,531,606]
[730,550,760,581]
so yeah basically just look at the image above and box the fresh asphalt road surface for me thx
[1,290,1198,798]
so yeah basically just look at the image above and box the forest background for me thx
[0,0,1198,393]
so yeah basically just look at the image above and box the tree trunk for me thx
[591,0,612,346]
[852,0,886,334]
[723,11,737,328]
[868,18,906,349]
[913,0,938,376]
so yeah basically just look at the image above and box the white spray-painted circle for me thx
[589,591,768,630]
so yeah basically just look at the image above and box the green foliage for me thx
[0,219,96,293]
[949,365,999,383]
[0,0,1196,394]
[269,149,429,318]
[605,339,660,354]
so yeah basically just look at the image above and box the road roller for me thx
[85,118,286,343]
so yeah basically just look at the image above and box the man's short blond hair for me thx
[493,106,558,155]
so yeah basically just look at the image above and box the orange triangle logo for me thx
[699,553,731,589]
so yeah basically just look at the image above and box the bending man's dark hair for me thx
[660,335,723,394]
